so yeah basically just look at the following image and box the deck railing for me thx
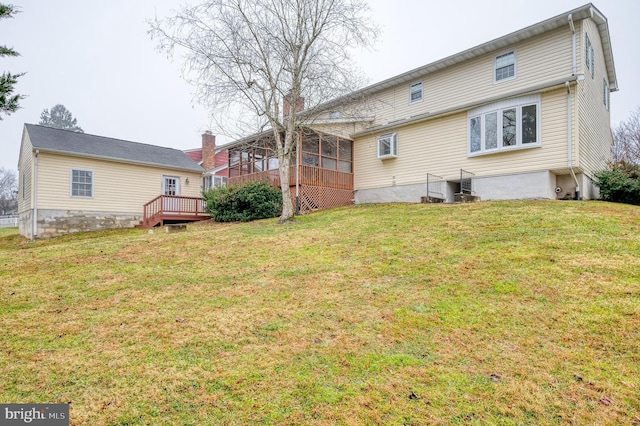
[142,195,207,227]
[227,165,354,190]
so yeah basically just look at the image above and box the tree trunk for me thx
[278,153,294,223]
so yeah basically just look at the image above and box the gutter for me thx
[352,76,578,138]
[566,13,581,200]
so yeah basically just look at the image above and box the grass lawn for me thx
[1,201,639,425]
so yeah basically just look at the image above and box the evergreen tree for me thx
[39,104,84,132]
[0,3,24,119]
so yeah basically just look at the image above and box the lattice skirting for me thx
[292,185,354,213]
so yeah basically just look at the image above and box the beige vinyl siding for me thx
[36,154,202,212]
[577,18,613,177]
[345,27,573,129]
[17,131,33,213]
[354,88,569,190]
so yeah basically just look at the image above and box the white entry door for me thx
[162,176,180,212]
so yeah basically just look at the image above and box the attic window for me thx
[495,51,515,82]
[409,82,423,103]
[603,79,610,111]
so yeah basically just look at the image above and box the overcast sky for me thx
[1,0,638,172]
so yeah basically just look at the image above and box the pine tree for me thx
[0,3,24,119]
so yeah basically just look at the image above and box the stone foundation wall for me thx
[25,209,142,239]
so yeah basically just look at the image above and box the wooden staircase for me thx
[139,195,209,228]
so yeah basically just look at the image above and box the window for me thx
[468,95,540,156]
[378,133,398,159]
[585,34,594,78]
[203,175,227,190]
[70,169,93,198]
[603,79,610,111]
[495,51,515,82]
[410,82,423,103]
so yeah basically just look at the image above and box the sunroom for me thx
[227,128,354,212]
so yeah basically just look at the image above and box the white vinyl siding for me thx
[354,89,568,191]
[494,51,516,82]
[338,26,571,129]
[17,131,34,213]
[577,18,613,177]
[35,153,202,213]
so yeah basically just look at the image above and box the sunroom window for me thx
[468,96,540,156]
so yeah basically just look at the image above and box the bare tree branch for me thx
[149,0,378,222]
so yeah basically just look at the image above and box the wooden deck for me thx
[140,195,209,228]
[227,165,354,190]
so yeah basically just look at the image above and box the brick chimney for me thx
[283,93,305,118]
[202,131,216,170]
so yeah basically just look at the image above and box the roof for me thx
[25,124,203,173]
[316,3,617,113]
[224,3,618,149]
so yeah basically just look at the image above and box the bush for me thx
[203,180,283,222]
[594,162,640,205]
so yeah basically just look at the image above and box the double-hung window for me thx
[409,82,423,103]
[495,51,515,82]
[585,34,594,78]
[70,169,93,198]
[468,95,540,156]
[377,132,398,159]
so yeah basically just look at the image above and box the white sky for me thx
[1,0,638,172]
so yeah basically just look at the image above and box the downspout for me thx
[31,149,39,241]
[567,15,580,200]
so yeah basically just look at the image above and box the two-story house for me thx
[225,3,617,208]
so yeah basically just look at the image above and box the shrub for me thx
[203,180,283,222]
[594,162,640,205]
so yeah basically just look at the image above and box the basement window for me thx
[378,132,398,159]
[70,169,93,198]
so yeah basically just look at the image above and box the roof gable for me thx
[24,124,203,173]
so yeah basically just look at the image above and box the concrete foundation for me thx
[354,170,600,205]
[19,209,142,239]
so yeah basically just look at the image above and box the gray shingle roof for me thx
[25,124,203,173]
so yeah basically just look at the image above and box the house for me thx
[225,3,617,208]
[17,124,207,239]
[184,131,229,190]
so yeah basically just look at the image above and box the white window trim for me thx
[409,82,423,104]
[494,50,516,84]
[377,132,398,159]
[70,169,94,198]
[603,79,610,111]
[467,95,541,157]
[162,175,181,196]
[585,34,594,78]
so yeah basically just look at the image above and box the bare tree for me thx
[150,0,377,222]
[0,167,17,215]
[612,107,640,165]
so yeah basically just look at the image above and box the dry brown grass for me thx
[1,200,639,425]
